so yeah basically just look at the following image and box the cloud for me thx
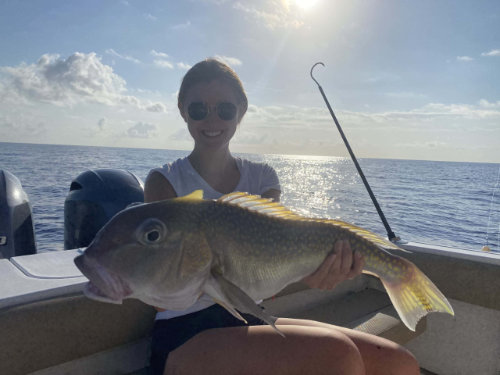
[196,0,307,29]
[0,52,165,111]
[105,49,141,64]
[145,102,167,112]
[243,100,500,134]
[150,50,169,59]
[366,73,400,83]
[144,13,157,21]
[232,1,305,30]
[1,52,125,105]
[236,100,500,161]
[177,62,192,70]
[198,0,231,5]
[481,49,500,57]
[169,128,193,142]
[0,115,16,134]
[214,55,242,67]
[25,122,47,136]
[98,118,107,131]
[171,21,191,30]
[151,50,175,69]
[457,56,474,62]
[153,60,174,69]
[126,122,158,138]
[478,99,500,108]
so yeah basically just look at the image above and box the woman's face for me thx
[180,80,245,151]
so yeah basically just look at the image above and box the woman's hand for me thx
[301,240,364,290]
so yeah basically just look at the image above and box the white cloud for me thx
[171,21,191,30]
[150,50,169,58]
[0,52,165,112]
[243,100,500,135]
[232,1,304,30]
[478,99,500,108]
[1,52,126,105]
[105,49,141,64]
[198,0,231,5]
[195,0,307,29]
[126,122,157,138]
[177,62,192,70]
[151,50,175,69]
[144,13,157,21]
[153,60,174,69]
[235,101,500,161]
[481,49,500,57]
[457,56,474,62]
[145,102,167,112]
[98,117,107,131]
[214,55,242,67]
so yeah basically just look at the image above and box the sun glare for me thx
[293,0,320,11]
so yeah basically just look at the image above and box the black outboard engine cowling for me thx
[64,169,144,250]
[0,170,37,259]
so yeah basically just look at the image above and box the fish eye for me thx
[137,218,167,245]
[146,230,160,242]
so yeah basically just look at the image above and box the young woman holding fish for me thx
[145,59,419,375]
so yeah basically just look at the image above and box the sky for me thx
[0,0,499,163]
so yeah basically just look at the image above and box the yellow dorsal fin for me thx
[174,190,204,201]
[217,192,402,251]
[217,192,306,219]
[316,218,402,250]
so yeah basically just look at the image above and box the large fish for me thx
[74,190,454,333]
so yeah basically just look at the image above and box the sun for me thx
[293,0,320,11]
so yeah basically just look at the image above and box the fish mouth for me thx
[75,254,132,304]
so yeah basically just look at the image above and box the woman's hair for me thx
[178,58,248,114]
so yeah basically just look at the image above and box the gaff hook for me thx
[310,62,398,242]
[310,62,325,88]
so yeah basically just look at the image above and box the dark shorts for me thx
[149,304,266,375]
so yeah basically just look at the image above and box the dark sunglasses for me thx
[187,102,238,121]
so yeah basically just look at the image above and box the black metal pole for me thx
[310,62,397,241]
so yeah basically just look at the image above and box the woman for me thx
[145,58,419,375]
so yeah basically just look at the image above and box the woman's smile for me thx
[202,130,224,138]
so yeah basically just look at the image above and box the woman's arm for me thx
[144,171,177,203]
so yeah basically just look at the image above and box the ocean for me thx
[1,142,499,254]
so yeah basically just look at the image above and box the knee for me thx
[383,345,420,375]
[317,332,366,375]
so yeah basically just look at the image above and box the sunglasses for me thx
[187,102,238,121]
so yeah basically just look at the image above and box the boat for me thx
[0,168,499,375]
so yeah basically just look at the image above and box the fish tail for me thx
[380,257,454,331]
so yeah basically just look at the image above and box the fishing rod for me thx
[310,62,398,242]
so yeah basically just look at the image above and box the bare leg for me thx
[165,324,366,375]
[276,318,420,375]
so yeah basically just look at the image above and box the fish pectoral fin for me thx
[203,270,284,337]
[212,298,247,324]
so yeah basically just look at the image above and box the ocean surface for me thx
[1,142,499,254]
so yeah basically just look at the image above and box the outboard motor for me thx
[0,170,37,259]
[64,169,144,250]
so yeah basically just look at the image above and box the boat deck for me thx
[1,243,499,374]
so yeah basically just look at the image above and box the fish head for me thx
[74,198,213,309]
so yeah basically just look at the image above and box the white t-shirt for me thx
[147,156,281,320]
